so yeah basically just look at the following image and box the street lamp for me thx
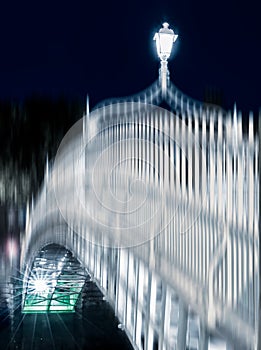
[154,22,178,95]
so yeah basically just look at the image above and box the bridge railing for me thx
[21,98,259,349]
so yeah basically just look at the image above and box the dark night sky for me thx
[0,0,260,113]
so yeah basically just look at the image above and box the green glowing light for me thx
[22,245,86,314]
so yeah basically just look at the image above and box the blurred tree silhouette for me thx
[0,96,84,205]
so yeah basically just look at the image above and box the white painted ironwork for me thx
[20,25,259,350]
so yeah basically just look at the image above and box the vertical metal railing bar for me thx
[256,109,261,350]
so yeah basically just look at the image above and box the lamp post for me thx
[153,22,178,96]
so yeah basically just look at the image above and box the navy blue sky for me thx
[0,0,260,112]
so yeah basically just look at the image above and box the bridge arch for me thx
[20,80,259,349]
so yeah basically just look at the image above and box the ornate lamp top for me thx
[153,22,178,61]
[154,22,178,95]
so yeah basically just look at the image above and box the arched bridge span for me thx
[21,80,259,350]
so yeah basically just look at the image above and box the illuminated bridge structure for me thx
[20,76,259,350]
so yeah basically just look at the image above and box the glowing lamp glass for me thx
[158,34,174,58]
[154,22,178,61]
